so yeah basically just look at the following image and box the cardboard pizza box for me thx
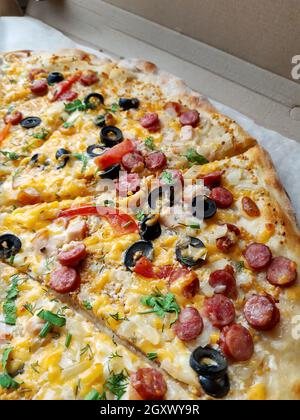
[19,0,300,141]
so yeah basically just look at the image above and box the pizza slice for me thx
[0,144,299,399]
[0,262,192,400]
[0,49,256,210]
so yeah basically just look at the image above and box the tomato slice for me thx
[0,123,12,144]
[94,139,135,169]
[134,257,157,278]
[51,72,82,102]
[57,205,138,235]
[133,259,194,281]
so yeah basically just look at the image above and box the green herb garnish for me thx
[109,312,129,322]
[65,333,72,349]
[161,171,174,185]
[146,352,158,361]
[235,261,245,273]
[37,310,66,338]
[140,291,180,326]
[3,275,20,326]
[0,347,19,390]
[104,371,129,400]
[65,99,88,113]
[73,153,89,173]
[135,210,146,222]
[0,150,20,161]
[83,300,93,310]
[145,136,155,150]
[30,128,49,140]
[184,149,209,166]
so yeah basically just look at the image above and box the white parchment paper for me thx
[1,16,299,223]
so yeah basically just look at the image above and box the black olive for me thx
[55,148,71,169]
[0,234,22,259]
[148,186,175,210]
[176,237,207,268]
[192,196,217,220]
[100,126,123,148]
[86,145,107,158]
[119,98,140,111]
[20,117,42,129]
[124,240,154,271]
[199,374,230,399]
[140,215,162,241]
[47,72,64,85]
[29,153,39,165]
[99,164,120,180]
[84,93,104,109]
[94,115,106,128]
[190,346,228,380]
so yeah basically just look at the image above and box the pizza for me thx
[0,49,299,401]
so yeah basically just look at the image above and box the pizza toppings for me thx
[20,116,42,129]
[95,139,135,169]
[204,294,235,328]
[220,324,254,362]
[173,307,203,341]
[175,237,207,268]
[203,171,223,189]
[4,110,23,125]
[119,98,140,110]
[148,186,175,211]
[59,91,78,102]
[168,267,200,298]
[30,79,49,96]
[49,266,80,294]
[145,151,167,172]
[0,234,22,259]
[17,188,41,205]
[210,187,234,209]
[79,70,99,86]
[124,240,154,271]
[242,196,261,217]
[99,164,121,180]
[140,113,161,132]
[58,243,87,267]
[179,110,200,128]
[209,267,237,300]
[50,72,81,101]
[216,224,241,254]
[192,196,217,220]
[190,346,230,398]
[139,214,162,241]
[29,68,47,82]
[244,294,280,331]
[100,126,124,148]
[164,101,182,116]
[86,144,107,158]
[122,152,145,173]
[159,169,184,187]
[116,172,141,196]
[243,243,272,270]
[55,148,71,169]
[84,93,104,109]
[266,257,297,287]
[47,72,64,84]
[131,368,167,400]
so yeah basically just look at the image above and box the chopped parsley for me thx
[3,275,20,326]
[65,99,88,113]
[102,370,129,400]
[184,149,209,166]
[30,128,49,140]
[105,103,119,113]
[37,310,66,338]
[73,153,89,173]
[161,171,174,185]
[0,347,19,390]
[109,312,129,322]
[65,333,72,349]
[235,261,245,273]
[140,291,181,326]
[83,300,93,310]
[146,352,158,361]
[63,121,75,129]
[0,150,20,161]
[135,210,146,222]
[145,136,155,150]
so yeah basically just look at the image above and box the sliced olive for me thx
[99,164,120,180]
[176,237,207,268]
[124,240,154,271]
[29,153,39,165]
[100,126,123,148]
[119,98,140,111]
[84,93,104,109]
[0,234,22,259]
[20,117,42,129]
[86,145,107,158]
[94,115,106,128]
[55,148,71,169]
[192,196,217,220]
[190,346,228,380]
[199,374,230,399]
[148,186,175,210]
[140,214,161,241]
[47,72,64,85]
